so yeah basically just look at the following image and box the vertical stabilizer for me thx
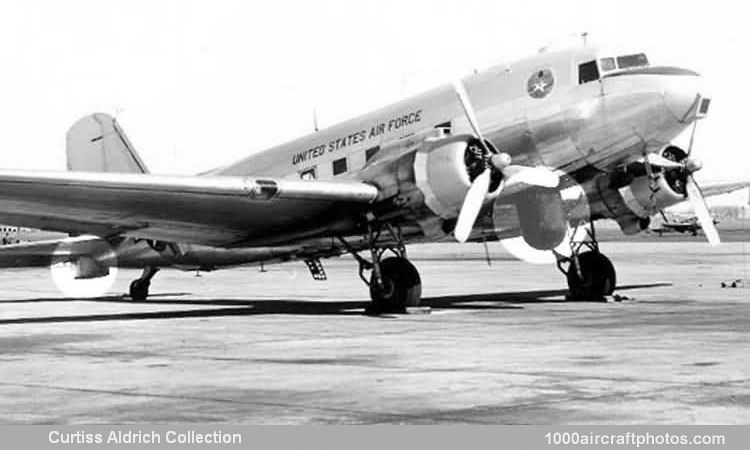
[66,113,149,173]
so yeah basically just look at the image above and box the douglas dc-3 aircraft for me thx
[0,43,719,311]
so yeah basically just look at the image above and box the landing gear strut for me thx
[339,223,422,313]
[556,222,616,301]
[129,266,159,301]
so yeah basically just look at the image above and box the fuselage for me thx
[115,43,707,269]
[216,44,702,187]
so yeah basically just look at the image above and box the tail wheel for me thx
[567,251,616,300]
[369,257,422,312]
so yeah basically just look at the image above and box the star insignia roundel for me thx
[526,69,554,99]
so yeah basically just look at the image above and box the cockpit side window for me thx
[616,53,649,69]
[599,57,616,72]
[578,60,599,84]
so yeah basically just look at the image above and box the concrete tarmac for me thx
[0,241,749,424]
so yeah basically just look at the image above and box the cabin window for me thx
[299,167,317,180]
[599,57,616,72]
[365,146,380,162]
[616,53,649,69]
[578,60,599,84]
[332,157,348,175]
[435,121,452,134]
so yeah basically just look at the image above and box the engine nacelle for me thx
[413,135,566,249]
[473,188,568,250]
[575,145,690,234]
[514,187,568,250]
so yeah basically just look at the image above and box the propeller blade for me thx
[452,80,493,155]
[502,165,560,189]
[686,176,720,246]
[454,169,493,243]
[644,153,683,169]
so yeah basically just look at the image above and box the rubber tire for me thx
[129,279,150,301]
[567,251,616,300]
[369,257,422,313]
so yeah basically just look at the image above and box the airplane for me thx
[0,225,68,245]
[651,211,717,236]
[0,42,719,311]
[0,225,20,245]
[650,183,749,236]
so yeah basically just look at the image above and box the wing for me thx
[0,236,110,268]
[0,170,379,246]
[696,180,750,199]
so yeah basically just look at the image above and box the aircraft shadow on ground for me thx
[0,283,671,325]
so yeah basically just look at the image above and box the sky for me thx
[0,0,748,181]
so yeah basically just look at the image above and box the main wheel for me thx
[369,257,422,313]
[129,279,150,301]
[566,251,616,300]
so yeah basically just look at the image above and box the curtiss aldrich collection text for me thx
[49,430,242,445]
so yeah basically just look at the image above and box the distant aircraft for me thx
[0,226,67,245]
[650,182,750,236]
[0,225,20,245]
[651,212,718,236]
[0,42,721,309]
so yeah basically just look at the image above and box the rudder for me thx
[66,113,149,173]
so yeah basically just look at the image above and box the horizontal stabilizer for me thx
[66,113,149,173]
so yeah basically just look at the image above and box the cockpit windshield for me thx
[579,52,651,84]
[599,57,616,72]
[615,53,649,69]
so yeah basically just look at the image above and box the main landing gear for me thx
[556,223,616,301]
[129,266,159,301]
[339,223,422,314]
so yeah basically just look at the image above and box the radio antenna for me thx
[312,107,319,132]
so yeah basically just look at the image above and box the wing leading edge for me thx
[0,170,379,246]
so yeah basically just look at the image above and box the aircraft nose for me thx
[663,72,703,122]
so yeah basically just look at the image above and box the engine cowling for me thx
[617,172,685,219]
[413,135,501,220]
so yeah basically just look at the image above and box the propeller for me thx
[452,80,559,242]
[647,118,719,246]
[454,170,492,243]
[682,120,720,246]
[644,153,684,169]
[686,178,720,245]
